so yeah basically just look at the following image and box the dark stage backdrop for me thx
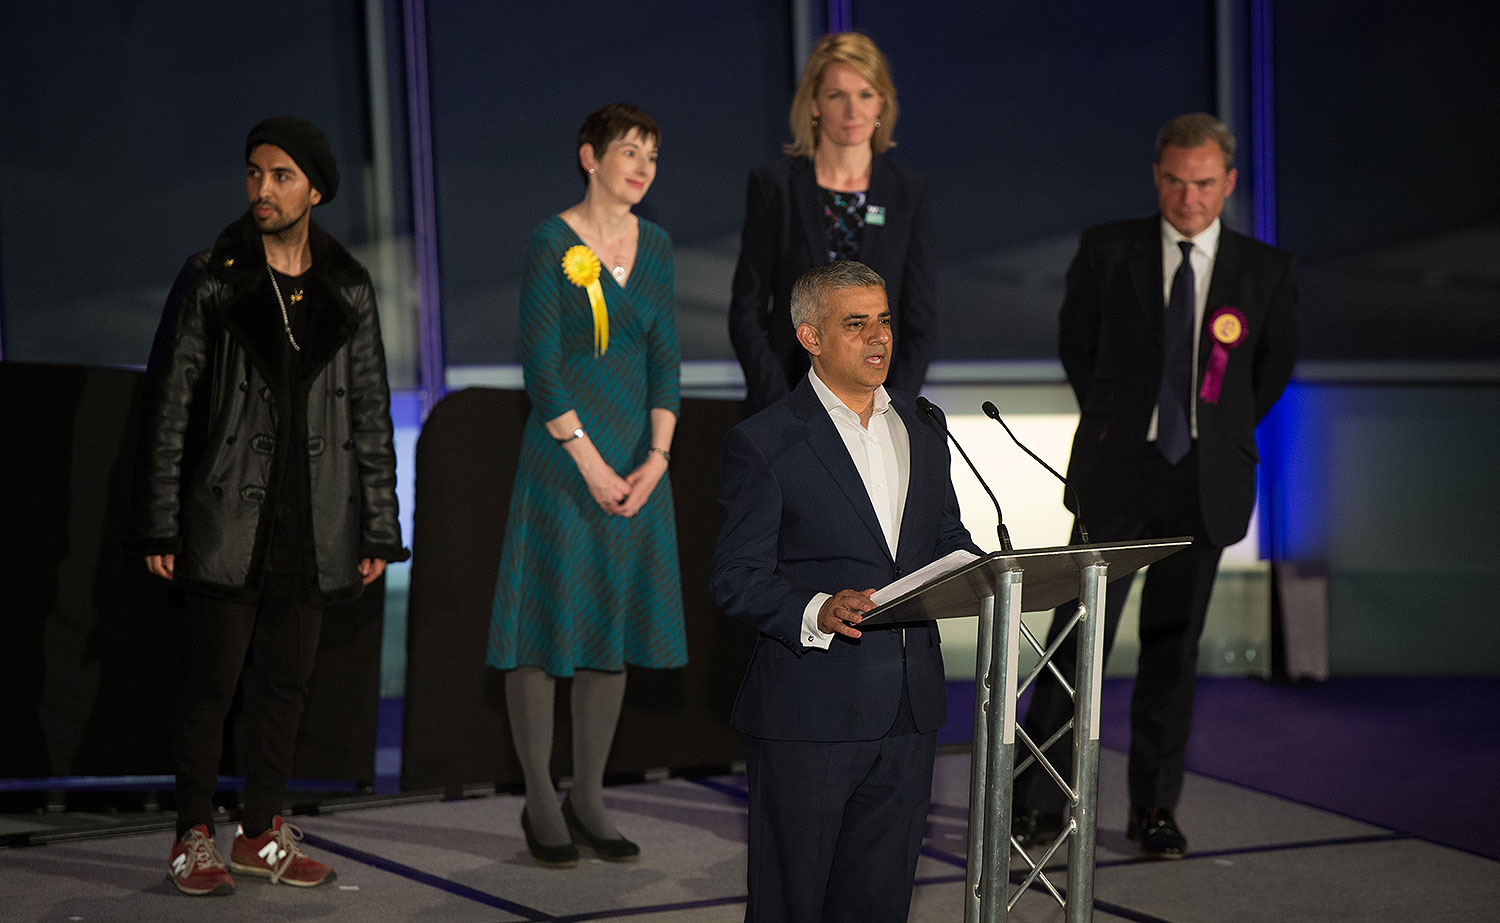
[0,0,387,372]
[0,362,385,805]
[1,2,1496,370]
[409,0,1500,367]
[1273,2,1500,360]
[402,389,754,793]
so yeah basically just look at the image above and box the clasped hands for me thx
[581,451,668,518]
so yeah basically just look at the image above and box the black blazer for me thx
[728,154,937,413]
[1059,216,1298,548]
[710,378,980,741]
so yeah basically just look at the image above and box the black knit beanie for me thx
[244,116,339,205]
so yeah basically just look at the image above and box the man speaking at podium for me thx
[712,260,980,923]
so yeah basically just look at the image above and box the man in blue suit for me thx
[712,261,980,923]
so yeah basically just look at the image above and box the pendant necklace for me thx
[266,265,303,352]
[585,218,629,283]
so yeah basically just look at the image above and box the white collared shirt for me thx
[800,368,911,649]
[1149,216,1221,441]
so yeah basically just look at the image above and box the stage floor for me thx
[3,743,1497,922]
[6,675,1498,921]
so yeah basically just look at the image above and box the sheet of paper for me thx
[870,549,981,605]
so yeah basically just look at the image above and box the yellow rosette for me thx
[561,245,609,356]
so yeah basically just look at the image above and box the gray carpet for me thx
[3,749,1497,922]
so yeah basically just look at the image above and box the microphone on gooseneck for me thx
[916,396,1013,552]
[980,400,1090,544]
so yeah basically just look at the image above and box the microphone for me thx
[980,400,1090,544]
[916,396,1013,552]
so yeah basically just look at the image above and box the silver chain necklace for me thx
[266,265,303,352]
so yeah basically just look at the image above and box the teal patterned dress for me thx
[487,215,687,677]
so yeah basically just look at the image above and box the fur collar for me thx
[204,213,364,381]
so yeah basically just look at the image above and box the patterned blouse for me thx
[820,188,866,262]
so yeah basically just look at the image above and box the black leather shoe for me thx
[562,797,640,862]
[1010,807,1065,848]
[1127,807,1188,859]
[521,807,579,868]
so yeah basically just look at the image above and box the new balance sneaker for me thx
[229,816,335,887]
[169,825,235,896]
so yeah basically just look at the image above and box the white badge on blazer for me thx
[865,205,886,226]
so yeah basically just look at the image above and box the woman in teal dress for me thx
[488,103,685,867]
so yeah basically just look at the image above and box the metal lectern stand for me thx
[865,538,1190,923]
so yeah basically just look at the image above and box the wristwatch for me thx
[555,427,586,444]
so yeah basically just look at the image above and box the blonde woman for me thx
[729,31,937,413]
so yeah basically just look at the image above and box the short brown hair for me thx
[576,103,660,186]
[785,32,899,159]
[1155,112,1236,172]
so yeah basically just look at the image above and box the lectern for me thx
[866,538,1191,923]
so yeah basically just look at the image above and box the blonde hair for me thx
[785,32,899,159]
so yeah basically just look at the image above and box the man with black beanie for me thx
[132,116,408,896]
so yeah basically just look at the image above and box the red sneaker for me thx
[169,825,235,896]
[229,816,335,887]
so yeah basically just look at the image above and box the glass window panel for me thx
[426,1,792,366]
[1273,1,1500,360]
[857,1,1213,360]
[0,0,417,387]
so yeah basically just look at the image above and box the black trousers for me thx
[1016,446,1225,814]
[743,667,935,923]
[173,580,323,838]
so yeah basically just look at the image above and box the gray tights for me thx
[504,666,627,846]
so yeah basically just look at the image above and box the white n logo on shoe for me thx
[258,841,288,865]
[172,853,188,877]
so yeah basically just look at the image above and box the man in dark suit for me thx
[712,261,979,923]
[1011,113,1298,859]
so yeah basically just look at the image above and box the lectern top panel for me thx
[861,537,1193,626]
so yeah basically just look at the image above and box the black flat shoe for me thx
[562,797,640,862]
[521,807,578,868]
[1127,807,1188,859]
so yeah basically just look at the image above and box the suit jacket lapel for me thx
[859,154,893,272]
[789,158,828,268]
[1201,230,1245,366]
[790,380,894,562]
[1128,222,1166,341]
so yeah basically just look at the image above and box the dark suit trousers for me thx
[743,670,935,923]
[1016,445,1224,814]
[173,579,324,838]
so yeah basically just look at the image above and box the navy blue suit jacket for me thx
[711,377,980,741]
[728,155,938,413]
[1059,216,1298,548]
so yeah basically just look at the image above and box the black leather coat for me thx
[131,213,408,603]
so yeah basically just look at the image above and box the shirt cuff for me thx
[801,593,835,650]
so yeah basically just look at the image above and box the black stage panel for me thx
[0,361,384,802]
[401,389,753,793]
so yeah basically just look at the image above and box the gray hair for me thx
[789,261,887,329]
[1155,112,1236,172]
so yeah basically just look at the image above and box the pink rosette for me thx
[1200,306,1247,404]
